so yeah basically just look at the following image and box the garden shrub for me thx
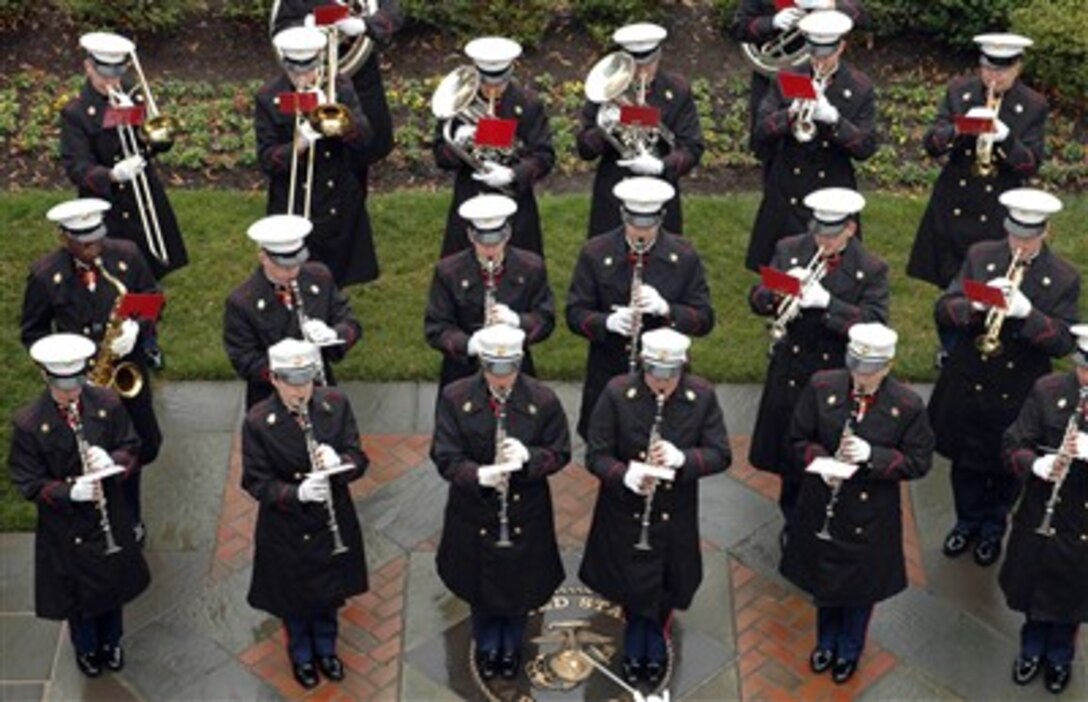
[1011,0,1088,107]
[569,0,666,46]
[56,0,208,33]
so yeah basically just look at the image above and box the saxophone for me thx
[492,386,513,548]
[634,391,667,551]
[1035,386,1088,537]
[973,82,1003,178]
[87,258,143,399]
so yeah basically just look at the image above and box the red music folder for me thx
[103,105,147,128]
[619,105,662,128]
[777,72,817,100]
[963,279,1007,309]
[775,0,796,9]
[117,293,166,322]
[760,266,802,296]
[277,91,320,115]
[475,118,518,149]
[955,115,996,135]
[313,3,350,25]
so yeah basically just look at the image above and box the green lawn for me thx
[2,189,1085,529]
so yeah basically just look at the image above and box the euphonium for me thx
[492,386,513,548]
[973,83,1002,178]
[634,391,667,551]
[584,51,676,161]
[975,248,1026,359]
[740,24,809,77]
[768,246,828,342]
[87,258,144,400]
[1035,385,1088,537]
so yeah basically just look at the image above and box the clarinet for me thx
[814,393,866,542]
[68,401,122,555]
[1035,386,1088,537]
[483,257,499,328]
[634,391,667,551]
[289,278,327,386]
[493,386,514,548]
[627,244,647,375]
[296,401,348,555]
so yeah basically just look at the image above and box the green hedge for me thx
[55,0,208,33]
[0,0,33,24]
[400,0,554,47]
[1012,0,1088,107]
[569,0,666,46]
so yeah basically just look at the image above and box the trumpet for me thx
[68,401,122,555]
[634,391,668,551]
[296,401,348,556]
[585,51,676,161]
[108,86,170,267]
[791,67,830,144]
[815,392,867,542]
[492,386,513,548]
[973,83,1002,178]
[975,248,1026,359]
[1035,385,1088,537]
[768,246,828,342]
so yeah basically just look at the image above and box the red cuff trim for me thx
[42,481,65,508]
[276,484,291,511]
[606,460,626,482]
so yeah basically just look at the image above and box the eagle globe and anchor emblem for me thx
[470,586,674,702]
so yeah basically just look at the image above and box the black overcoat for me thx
[433,81,555,256]
[1000,372,1088,622]
[21,240,162,466]
[907,76,1047,288]
[243,387,368,618]
[254,74,378,286]
[745,61,876,272]
[780,370,933,606]
[748,235,889,474]
[59,81,189,280]
[9,386,150,620]
[928,241,1079,466]
[431,373,571,615]
[566,228,714,440]
[579,373,731,619]
[424,247,555,388]
[576,70,704,237]
[224,262,362,409]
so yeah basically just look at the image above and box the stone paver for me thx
[2,381,1086,701]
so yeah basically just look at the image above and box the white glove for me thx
[303,12,316,28]
[315,443,340,468]
[478,465,505,488]
[467,329,485,357]
[821,474,843,488]
[1076,432,1088,461]
[454,124,477,146]
[302,318,339,345]
[335,16,367,37]
[297,120,322,150]
[85,446,114,473]
[617,153,665,176]
[472,162,515,189]
[839,435,872,464]
[70,479,98,502]
[992,118,1010,143]
[109,319,139,358]
[772,7,806,31]
[812,93,840,125]
[1032,453,1058,481]
[298,474,330,503]
[623,463,650,495]
[491,303,520,328]
[797,0,835,9]
[634,692,671,702]
[652,440,685,469]
[110,155,146,183]
[1006,287,1032,319]
[971,299,988,312]
[606,307,636,337]
[799,280,831,309]
[501,437,530,466]
[636,284,670,317]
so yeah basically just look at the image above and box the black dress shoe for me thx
[133,522,147,548]
[831,658,858,684]
[1013,655,1042,685]
[622,657,643,685]
[973,538,1002,567]
[317,654,344,681]
[144,345,165,372]
[810,648,835,674]
[942,529,974,558]
[292,661,319,689]
[475,650,499,681]
[499,651,521,680]
[644,660,666,686]
[1044,662,1072,694]
[75,651,102,678]
[101,644,124,672]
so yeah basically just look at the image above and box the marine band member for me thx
[242,338,369,690]
[929,188,1079,568]
[431,325,571,681]
[9,333,151,678]
[425,194,555,388]
[580,328,731,687]
[224,214,362,410]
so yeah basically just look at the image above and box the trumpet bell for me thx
[112,362,144,400]
[431,66,480,120]
[141,114,179,148]
[309,103,353,138]
[975,334,1003,359]
[585,51,635,103]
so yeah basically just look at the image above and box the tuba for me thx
[270,0,379,77]
[585,51,676,161]
[767,245,828,342]
[975,248,1026,359]
[87,258,144,399]
[1034,385,1088,537]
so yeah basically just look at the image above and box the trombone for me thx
[108,86,170,267]
[584,51,676,161]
